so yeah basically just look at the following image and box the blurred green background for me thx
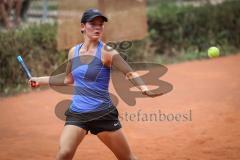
[0,0,239,96]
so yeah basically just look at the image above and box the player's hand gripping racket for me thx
[16,55,37,88]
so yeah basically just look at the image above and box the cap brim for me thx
[87,15,108,22]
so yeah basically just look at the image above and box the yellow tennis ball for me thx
[208,47,220,58]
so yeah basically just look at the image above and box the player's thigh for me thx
[58,125,87,152]
[97,129,134,160]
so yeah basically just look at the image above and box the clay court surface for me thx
[0,55,240,160]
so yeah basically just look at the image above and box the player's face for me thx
[82,17,105,40]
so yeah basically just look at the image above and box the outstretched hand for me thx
[142,90,164,98]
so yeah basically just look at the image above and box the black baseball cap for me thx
[81,9,108,23]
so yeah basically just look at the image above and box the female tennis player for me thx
[29,9,162,160]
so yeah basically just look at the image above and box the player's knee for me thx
[129,154,138,160]
[56,148,74,160]
[121,154,138,160]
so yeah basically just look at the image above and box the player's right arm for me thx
[28,47,75,87]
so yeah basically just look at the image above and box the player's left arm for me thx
[102,46,163,97]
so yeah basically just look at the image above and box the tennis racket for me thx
[16,55,37,87]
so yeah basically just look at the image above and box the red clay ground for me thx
[0,55,240,160]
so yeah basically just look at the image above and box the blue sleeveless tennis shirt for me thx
[70,41,113,113]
